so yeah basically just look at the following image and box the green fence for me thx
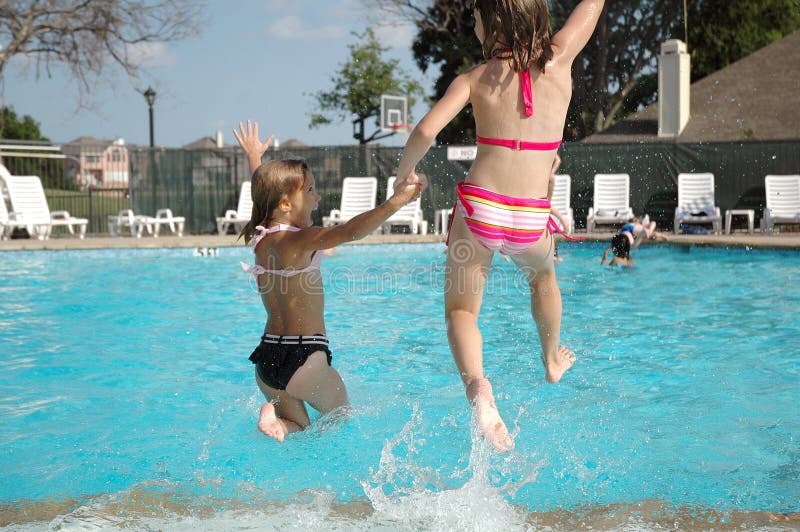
[128,144,475,234]
[127,139,798,234]
[558,139,800,230]
[5,139,797,235]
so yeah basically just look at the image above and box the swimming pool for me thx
[0,243,798,530]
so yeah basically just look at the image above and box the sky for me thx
[1,0,437,148]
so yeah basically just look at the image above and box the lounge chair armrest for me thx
[51,210,72,220]
[155,208,174,219]
[328,209,341,219]
[223,209,237,219]
[7,211,25,222]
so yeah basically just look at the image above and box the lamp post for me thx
[143,87,156,147]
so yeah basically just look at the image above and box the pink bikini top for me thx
[476,70,562,151]
[240,224,322,278]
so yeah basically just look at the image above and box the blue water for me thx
[0,243,798,529]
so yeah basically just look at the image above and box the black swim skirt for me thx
[249,333,332,391]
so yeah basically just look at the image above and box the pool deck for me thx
[1,231,799,251]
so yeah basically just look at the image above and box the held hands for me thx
[392,172,428,205]
[233,120,274,160]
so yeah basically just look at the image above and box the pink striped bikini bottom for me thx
[448,182,582,256]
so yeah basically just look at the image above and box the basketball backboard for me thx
[380,94,408,133]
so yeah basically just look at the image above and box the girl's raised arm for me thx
[233,120,275,173]
[551,0,605,63]
[396,72,471,181]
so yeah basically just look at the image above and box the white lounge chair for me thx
[216,181,252,235]
[550,173,574,233]
[322,177,378,227]
[108,209,156,237]
[761,174,800,234]
[0,190,28,239]
[108,208,185,237]
[382,177,428,235]
[3,173,87,239]
[152,208,185,237]
[586,173,634,233]
[674,172,722,234]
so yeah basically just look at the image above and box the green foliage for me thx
[412,0,480,144]
[688,0,800,81]
[309,29,424,144]
[0,106,77,191]
[0,107,49,141]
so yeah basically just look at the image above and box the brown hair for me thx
[474,0,553,73]
[239,159,309,244]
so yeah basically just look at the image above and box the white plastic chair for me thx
[153,208,185,237]
[108,209,155,237]
[0,189,28,239]
[3,172,87,239]
[761,174,800,234]
[550,173,574,233]
[382,177,428,235]
[216,181,252,235]
[586,173,634,233]
[322,177,378,227]
[674,172,722,234]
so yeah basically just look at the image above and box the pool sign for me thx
[447,146,477,160]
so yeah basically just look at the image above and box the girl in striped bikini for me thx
[396,0,604,451]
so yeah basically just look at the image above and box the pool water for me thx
[0,243,798,530]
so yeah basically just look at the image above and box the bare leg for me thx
[511,232,576,383]
[255,370,308,442]
[445,211,512,451]
[286,351,349,415]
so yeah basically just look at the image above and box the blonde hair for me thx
[475,0,553,73]
[239,159,309,244]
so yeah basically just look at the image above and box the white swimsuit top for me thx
[240,224,322,278]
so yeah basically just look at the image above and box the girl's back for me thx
[467,55,572,198]
[465,0,605,199]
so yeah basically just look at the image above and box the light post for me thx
[143,87,156,147]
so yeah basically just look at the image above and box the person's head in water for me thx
[610,233,631,259]
[473,0,554,73]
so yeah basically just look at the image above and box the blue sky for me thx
[1,0,436,148]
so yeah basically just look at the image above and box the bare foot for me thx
[258,403,287,442]
[467,379,514,452]
[542,346,576,383]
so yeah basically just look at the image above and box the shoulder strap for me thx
[520,70,533,117]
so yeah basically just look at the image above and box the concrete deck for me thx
[1,231,799,251]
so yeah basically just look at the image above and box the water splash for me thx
[360,404,543,530]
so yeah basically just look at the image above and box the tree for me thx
[0,107,77,190]
[0,0,204,105]
[370,0,799,142]
[687,0,800,81]
[0,106,48,141]
[309,29,424,144]
[550,0,683,140]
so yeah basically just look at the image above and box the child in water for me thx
[233,120,426,442]
[600,233,633,267]
[395,0,604,451]
[600,217,668,267]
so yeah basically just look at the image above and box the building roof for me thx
[280,138,307,148]
[65,136,117,146]
[182,137,221,150]
[583,29,800,143]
